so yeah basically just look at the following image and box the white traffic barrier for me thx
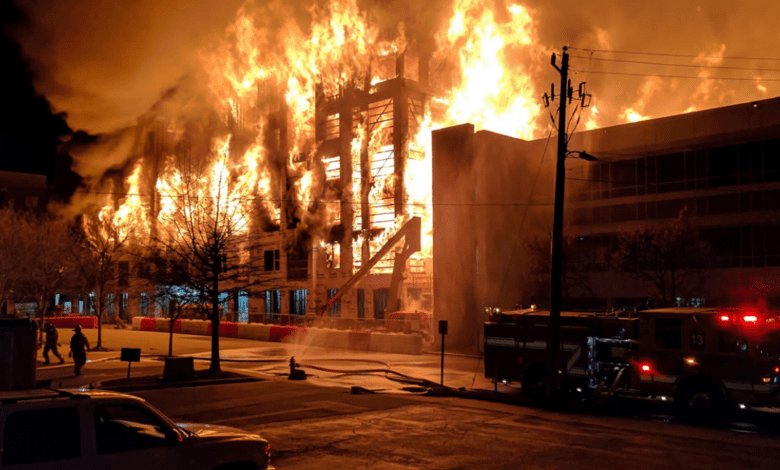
[131,317,143,330]
[305,328,350,349]
[180,319,209,336]
[238,323,271,342]
[369,332,423,355]
[155,319,171,333]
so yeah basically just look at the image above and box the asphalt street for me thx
[135,380,780,470]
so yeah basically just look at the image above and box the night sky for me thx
[0,0,80,202]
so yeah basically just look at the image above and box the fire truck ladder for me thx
[318,216,421,316]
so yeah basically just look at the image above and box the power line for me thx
[568,47,780,62]
[569,68,780,82]
[72,190,553,207]
[569,55,780,73]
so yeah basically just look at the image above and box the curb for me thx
[98,375,262,393]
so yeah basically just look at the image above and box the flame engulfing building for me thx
[93,44,437,325]
[433,96,780,352]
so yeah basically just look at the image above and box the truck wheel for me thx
[674,379,726,422]
[522,364,547,401]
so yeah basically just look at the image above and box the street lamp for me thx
[568,150,598,162]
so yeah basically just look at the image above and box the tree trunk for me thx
[210,274,221,373]
[168,316,174,357]
[96,289,103,349]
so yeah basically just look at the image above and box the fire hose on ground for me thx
[290,356,444,393]
[137,354,459,395]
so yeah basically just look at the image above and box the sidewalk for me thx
[34,326,499,394]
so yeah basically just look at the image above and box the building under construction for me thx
[59,46,437,329]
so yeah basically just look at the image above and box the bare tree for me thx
[525,233,597,307]
[16,214,73,341]
[613,208,710,306]
[0,208,24,316]
[146,152,279,373]
[69,210,129,350]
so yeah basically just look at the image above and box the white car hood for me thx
[178,422,263,440]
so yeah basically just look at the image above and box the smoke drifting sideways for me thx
[10,0,780,194]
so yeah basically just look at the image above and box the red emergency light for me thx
[637,361,655,376]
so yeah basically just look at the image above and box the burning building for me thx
[51,0,555,330]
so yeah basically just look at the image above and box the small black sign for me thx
[438,320,448,335]
[120,348,141,362]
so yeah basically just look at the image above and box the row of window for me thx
[572,224,780,270]
[577,138,780,201]
[571,190,780,226]
[265,288,394,319]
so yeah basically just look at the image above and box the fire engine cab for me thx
[484,306,780,414]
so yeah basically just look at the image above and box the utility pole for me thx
[547,46,568,399]
[543,47,592,399]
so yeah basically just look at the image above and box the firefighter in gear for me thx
[68,325,90,375]
[42,322,65,364]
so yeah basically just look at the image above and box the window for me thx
[94,404,174,454]
[238,291,249,323]
[655,318,682,349]
[106,293,116,317]
[140,293,150,317]
[266,289,281,314]
[264,250,280,271]
[357,289,365,319]
[373,288,389,319]
[717,330,749,355]
[327,288,341,317]
[289,289,307,316]
[3,407,81,465]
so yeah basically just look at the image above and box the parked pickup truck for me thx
[0,388,273,470]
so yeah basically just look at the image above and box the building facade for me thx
[432,97,780,352]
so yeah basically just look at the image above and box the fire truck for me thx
[484,306,780,415]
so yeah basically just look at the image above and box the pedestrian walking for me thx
[69,325,90,375]
[42,322,65,364]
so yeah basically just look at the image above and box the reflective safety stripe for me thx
[640,374,678,384]
[485,337,515,348]
[569,367,586,376]
[718,381,779,393]
[723,380,753,391]
[653,375,677,384]
[526,340,546,349]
